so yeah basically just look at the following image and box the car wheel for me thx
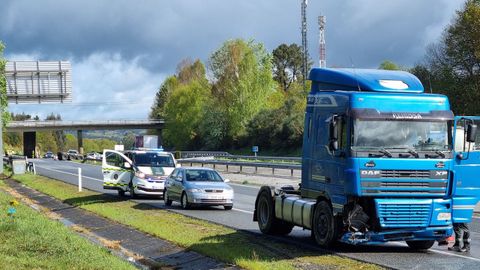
[164,190,172,206]
[224,205,233,210]
[129,182,138,199]
[181,192,190,209]
[118,189,125,197]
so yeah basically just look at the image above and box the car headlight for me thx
[187,188,203,193]
[135,171,146,179]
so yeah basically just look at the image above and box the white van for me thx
[102,149,178,198]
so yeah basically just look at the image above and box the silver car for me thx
[164,167,234,210]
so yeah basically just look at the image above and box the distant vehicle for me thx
[66,149,82,160]
[102,149,178,198]
[135,135,159,149]
[43,151,55,159]
[164,167,234,210]
[86,152,101,160]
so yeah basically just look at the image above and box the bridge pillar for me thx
[156,129,163,147]
[24,132,36,158]
[77,130,84,154]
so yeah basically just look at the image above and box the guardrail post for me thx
[291,169,294,177]
[272,168,275,175]
[226,164,229,172]
[240,165,242,172]
[213,164,216,169]
[78,167,82,192]
[255,166,258,174]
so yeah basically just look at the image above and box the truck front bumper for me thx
[339,225,452,245]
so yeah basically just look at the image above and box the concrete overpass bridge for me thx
[6,120,164,157]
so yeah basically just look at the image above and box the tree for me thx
[150,76,178,120]
[379,60,402,70]
[0,41,9,127]
[272,43,304,91]
[163,80,210,149]
[415,0,480,115]
[208,39,276,145]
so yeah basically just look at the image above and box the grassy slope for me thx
[0,181,135,270]
[11,173,380,270]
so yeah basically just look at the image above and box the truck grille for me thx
[361,170,448,196]
[380,170,430,178]
[376,201,431,228]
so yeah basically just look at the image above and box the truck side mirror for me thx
[466,124,477,143]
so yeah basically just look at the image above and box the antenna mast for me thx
[301,0,308,89]
[318,15,326,68]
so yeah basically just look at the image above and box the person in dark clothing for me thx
[448,223,470,252]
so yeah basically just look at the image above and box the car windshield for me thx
[133,153,175,167]
[352,119,451,151]
[185,169,223,182]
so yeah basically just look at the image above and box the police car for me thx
[102,148,178,198]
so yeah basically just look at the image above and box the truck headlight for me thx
[437,212,451,221]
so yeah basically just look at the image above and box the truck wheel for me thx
[164,190,172,206]
[406,240,435,250]
[312,201,336,247]
[256,190,293,235]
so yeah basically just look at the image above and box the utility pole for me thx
[301,0,308,90]
[318,15,326,68]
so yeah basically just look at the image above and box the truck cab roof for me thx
[309,68,424,93]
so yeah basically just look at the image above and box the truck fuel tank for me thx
[275,195,316,229]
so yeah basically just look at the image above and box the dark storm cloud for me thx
[1,0,463,72]
[1,0,465,120]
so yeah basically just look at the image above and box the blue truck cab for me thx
[254,68,480,250]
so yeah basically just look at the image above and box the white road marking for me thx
[233,208,254,214]
[35,165,103,183]
[395,241,480,262]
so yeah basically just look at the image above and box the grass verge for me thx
[0,180,136,270]
[11,173,380,270]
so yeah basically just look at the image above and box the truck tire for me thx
[406,240,435,250]
[256,190,293,235]
[312,201,336,247]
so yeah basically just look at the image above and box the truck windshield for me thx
[352,120,450,152]
[133,153,175,167]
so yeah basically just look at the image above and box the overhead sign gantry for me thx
[2,60,72,172]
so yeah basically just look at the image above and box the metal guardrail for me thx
[178,159,301,176]
[220,155,301,162]
[176,151,301,162]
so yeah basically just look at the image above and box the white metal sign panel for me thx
[5,61,72,103]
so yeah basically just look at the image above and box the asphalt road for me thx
[31,158,480,270]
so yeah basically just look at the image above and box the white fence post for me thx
[78,167,82,192]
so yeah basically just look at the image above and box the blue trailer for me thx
[253,68,480,250]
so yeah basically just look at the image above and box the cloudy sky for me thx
[1,0,465,121]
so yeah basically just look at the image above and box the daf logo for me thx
[360,170,381,178]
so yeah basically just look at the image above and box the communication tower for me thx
[318,15,326,68]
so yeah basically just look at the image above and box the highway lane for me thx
[31,158,480,270]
